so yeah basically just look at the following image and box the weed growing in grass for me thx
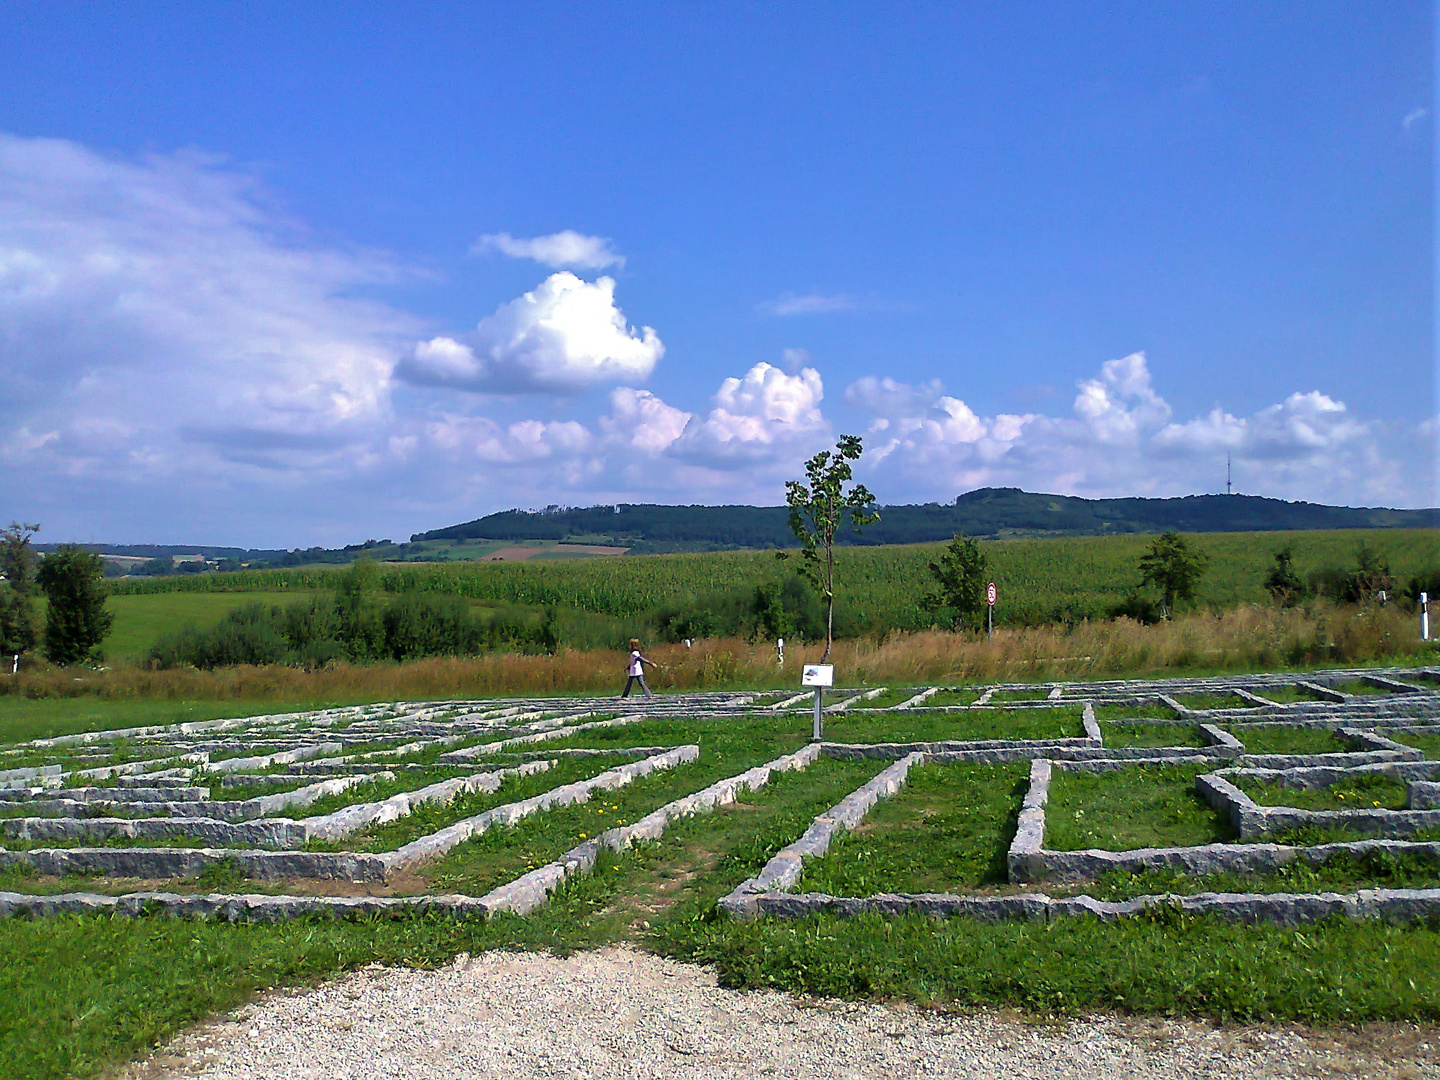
[798,762,1027,895]
[1098,721,1208,748]
[1228,726,1352,756]
[1045,765,1231,851]
[1238,773,1410,812]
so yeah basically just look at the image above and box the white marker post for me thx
[777,638,785,666]
[986,581,997,640]
[1423,592,1430,642]
[802,663,833,741]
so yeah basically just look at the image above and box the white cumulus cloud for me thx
[397,272,663,394]
[673,361,828,465]
[473,230,625,269]
[0,134,417,496]
[845,354,1430,507]
[600,388,692,454]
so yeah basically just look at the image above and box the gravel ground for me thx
[119,946,1439,1080]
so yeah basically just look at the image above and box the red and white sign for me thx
[986,582,997,606]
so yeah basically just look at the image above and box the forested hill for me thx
[415,488,1439,553]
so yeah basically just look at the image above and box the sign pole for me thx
[986,581,997,641]
[1423,592,1430,642]
[802,663,833,742]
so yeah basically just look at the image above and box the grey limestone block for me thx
[1408,782,1440,810]
[1006,759,1050,884]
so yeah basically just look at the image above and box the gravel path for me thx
[120,946,1438,1080]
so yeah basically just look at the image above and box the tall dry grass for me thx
[3,603,1432,705]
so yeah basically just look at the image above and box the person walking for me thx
[621,638,659,699]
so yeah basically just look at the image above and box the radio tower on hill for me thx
[1226,454,1233,496]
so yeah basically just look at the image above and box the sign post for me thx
[802,664,833,741]
[1423,592,1430,642]
[986,581,997,640]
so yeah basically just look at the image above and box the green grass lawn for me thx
[847,687,930,709]
[798,761,1027,895]
[1045,764,1231,851]
[987,688,1052,702]
[1250,684,1329,704]
[925,689,980,706]
[0,696,361,746]
[821,707,1083,744]
[1093,702,1178,720]
[1334,678,1402,696]
[1394,732,1440,759]
[1172,692,1262,711]
[1064,848,1440,900]
[1228,725,1352,755]
[1238,773,1410,812]
[1098,721,1208,748]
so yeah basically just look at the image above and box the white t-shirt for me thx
[628,651,643,677]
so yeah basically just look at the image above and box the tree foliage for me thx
[37,545,114,665]
[782,435,879,660]
[1263,545,1307,607]
[923,533,989,631]
[1137,531,1209,617]
[0,522,40,658]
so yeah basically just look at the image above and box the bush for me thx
[147,592,555,670]
[652,574,823,644]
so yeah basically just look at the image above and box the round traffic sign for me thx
[986,582,997,606]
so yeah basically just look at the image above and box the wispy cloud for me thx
[758,292,854,316]
[1403,107,1429,132]
[472,230,625,269]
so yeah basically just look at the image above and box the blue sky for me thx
[0,3,1433,545]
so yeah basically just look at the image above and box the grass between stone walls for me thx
[1227,726,1354,756]
[798,762,1028,895]
[1045,765,1232,851]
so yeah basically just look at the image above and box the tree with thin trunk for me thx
[1138,531,1209,618]
[37,545,113,665]
[783,435,879,661]
[923,532,989,631]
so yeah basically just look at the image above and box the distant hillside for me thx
[414,488,1439,553]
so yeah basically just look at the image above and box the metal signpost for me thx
[986,581,997,640]
[802,663,833,741]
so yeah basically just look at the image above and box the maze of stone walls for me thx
[1,669,1438,926]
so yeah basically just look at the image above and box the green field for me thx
[104,591,315,664]
[108,528,1440,632]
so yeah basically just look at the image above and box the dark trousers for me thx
[621,674,652,698]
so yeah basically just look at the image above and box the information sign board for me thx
[801,664,834,687]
